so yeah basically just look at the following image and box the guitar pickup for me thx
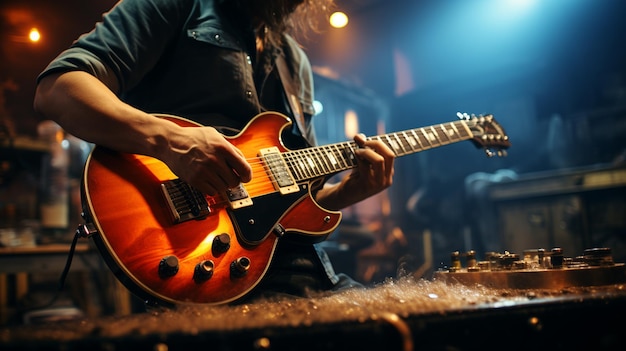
[161,179,210,223]
[259,146,299,194]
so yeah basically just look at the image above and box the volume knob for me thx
[158,255,179,278]
[193,260,214,282]
[230,257,250,277]
[212,233,231,255]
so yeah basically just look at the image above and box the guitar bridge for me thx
[161,179,210,223]
[226,183,253,209]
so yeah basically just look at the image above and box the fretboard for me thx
[282,120,473,182]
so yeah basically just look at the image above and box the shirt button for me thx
[246,55,252,65]
[246,91,253,98]
[214,34,221,43]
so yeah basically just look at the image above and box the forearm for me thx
[315,180,362,211]
[34,71,178,159]
[33,70,252,196]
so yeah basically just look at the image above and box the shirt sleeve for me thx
[37,0,190,93]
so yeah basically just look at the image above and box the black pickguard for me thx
[228,185,308,246]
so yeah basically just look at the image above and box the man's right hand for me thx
[160,124,253,196]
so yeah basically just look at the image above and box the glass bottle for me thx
[37,120,70,242]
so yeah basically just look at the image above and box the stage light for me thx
[28,28,40,43]
[507,0,536,11]
[330,12,348,29]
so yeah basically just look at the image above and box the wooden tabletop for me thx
[0,243,90,255]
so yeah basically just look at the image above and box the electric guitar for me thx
[80,111,510,306]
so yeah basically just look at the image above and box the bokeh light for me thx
[28,27,40,42]
[329,11,348,29]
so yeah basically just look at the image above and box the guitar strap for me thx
[274,52,309,141]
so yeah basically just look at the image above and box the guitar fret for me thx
[284,152,298,181]
[311,149,325,176]
[289,152,305,181]
[305,150,317,177]
[324,145,339,172]
[328,144,340,170]
[447,123,461,141]
[382,135,395,154]
[404,131,418,152]
[296,150,311,179]
[304,150,316,177]
[294,151,306,178]
[409,129,425,150]
[380,135,398,156]
[419,128,434,148]
[308,149,321,176]
[322,145,337,173]
[438,124,452,143]
[429,126,443,145]
[401,131,418,152]
[448,122,462,142]
[456,120,472,138]
[333,144,348,169]
[318,147,333,174]
[312,148,328,175]
[392,132,407,155]
[398,133,411,154]
[343,142,357,168]
[395,133,406,153]
[314,148,327,175]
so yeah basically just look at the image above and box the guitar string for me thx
[197,120,483,205]
[238,119,475,171]
[240,127,444,184]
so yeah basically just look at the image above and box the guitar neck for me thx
[283,119,474,182]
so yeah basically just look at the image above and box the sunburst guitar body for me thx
[81,111,510,306]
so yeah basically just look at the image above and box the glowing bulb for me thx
[29,28,41,42]
[313,100,324,115]
[329,12,348,29]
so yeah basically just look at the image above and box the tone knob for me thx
[193,260,214,282]
[212,233,231,255]
[158,255,179,278]
[230,257,250,277]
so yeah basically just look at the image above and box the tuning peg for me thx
[484,149,508,157]
[456,112,471,120]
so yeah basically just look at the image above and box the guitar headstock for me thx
[458,112,511,157]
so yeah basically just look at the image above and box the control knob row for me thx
[158,254,251,280]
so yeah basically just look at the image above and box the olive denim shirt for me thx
[38,0,359,300]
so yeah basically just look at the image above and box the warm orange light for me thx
[29,28,41,42]
[329,12,349,28]
[344,109,359,138]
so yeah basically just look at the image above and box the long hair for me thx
[246,0,336,47]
